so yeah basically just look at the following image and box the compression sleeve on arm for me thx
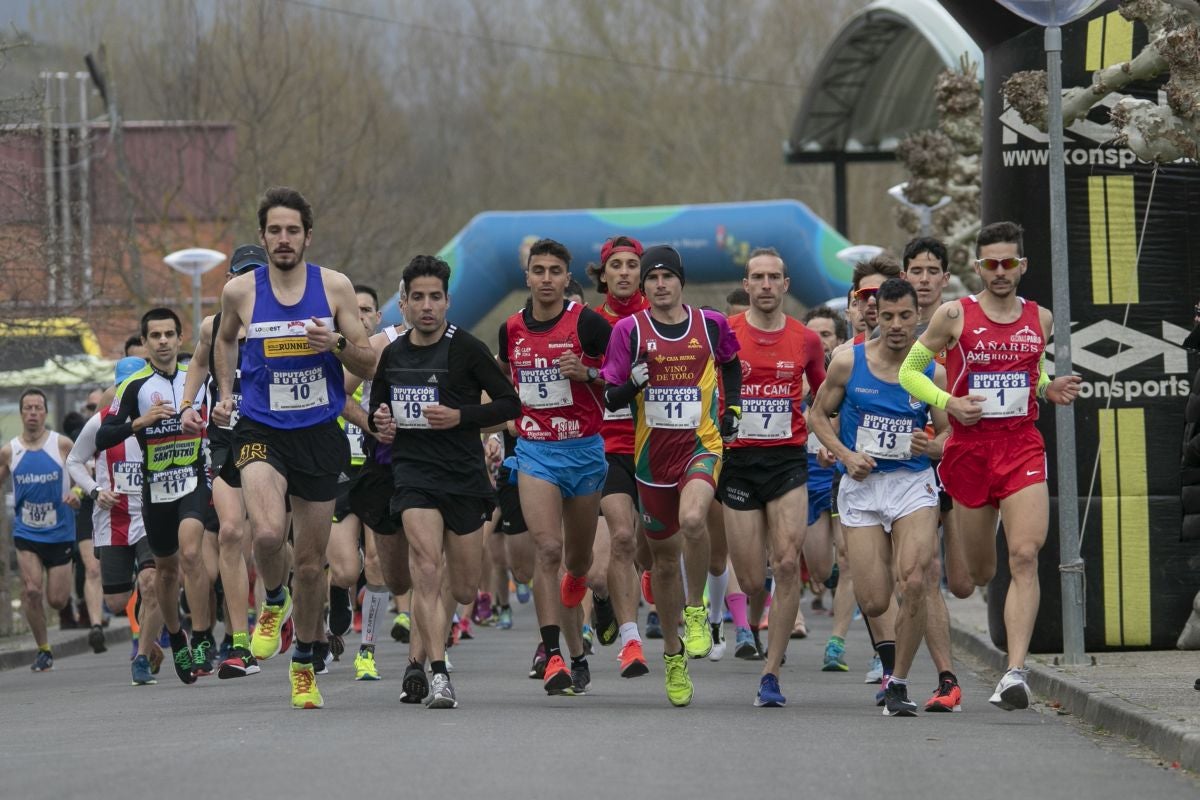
[898,341,950,410]
[720,355,742,409]
[1036,351,1051,400]
[604,380,641,412]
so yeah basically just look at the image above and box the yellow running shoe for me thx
[663,651,693,707]
[354,648,380,681]
[682,605,713,659]
[251,588,293,661]
[290,661,324,709]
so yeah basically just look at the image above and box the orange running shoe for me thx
[560,573,588,608]
[925,676,963,712]
[619,640,650,678]
[543,653,573,694]
[641,570,654,605]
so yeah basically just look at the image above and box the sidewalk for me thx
[948,592,1200,771]
[0,616,131,672]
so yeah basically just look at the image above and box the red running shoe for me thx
[641,570,654,605]
[543,654,573,695]
[560,573,588,608]
[924,676,963,712]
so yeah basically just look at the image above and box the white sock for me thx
[619,622,641,647]
[706,565,729,624]
[360,585,390,648]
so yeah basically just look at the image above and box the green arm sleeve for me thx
[1037,351,1051,400]
[899,341,951,410]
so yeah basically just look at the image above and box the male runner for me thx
[210,187,376,709]
[722,248,826,707]
[602,245,742,706]
[899,221,1081,710]
[0,388,80,671]
[499,238,611,695]
[370,255,519,708]
[97,308,209,685]
[811,278,950,716]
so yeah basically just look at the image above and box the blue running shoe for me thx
[515,582,532,604]
[498,607,513,630]
[734,627,759,659]
[755,673,786,707]
[875,674,893,706]
[131,655,157,686]
[645,611,663,640]
[822,638,849,672]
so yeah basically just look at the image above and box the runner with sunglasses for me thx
[899,221,1081,711]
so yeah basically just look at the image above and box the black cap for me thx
[639,245,685,287]
[229,244,268,275]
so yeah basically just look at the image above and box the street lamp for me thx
[164,248,226,339]
[994,0,1101,667]
[887,182,952,237]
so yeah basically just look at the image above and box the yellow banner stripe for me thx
[1098,409,1122,646]
[1105,175,1138,303]
[1103,12,1134,68]
[1085,17,1104,72]
[1117,408,1151,646]
[1089,176,1111,305]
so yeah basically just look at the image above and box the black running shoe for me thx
[592,596,618,647]
[172,642,197,685]
[883,681,918,717]
[401,661,428,704]
[192,636,215,677]
[88,625,107,654]
[329,585,353,637]
[570,659,591,695]
[313,641,331,675]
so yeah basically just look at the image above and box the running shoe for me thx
[427,673,458,709]
[592,595,618,646]
[570,659,592,695]
[734,627,759,659]
[217,647,260,679]
[31,650,53,672]
[822,638,849,672]
[445,654,454,673]
[528,642,548,679]
[131,654,156,686]
[446,620,461,649]
[192,637,215,677]
[458,617,474,641]
[640,570,655,604]
[865,654,884,683]
[148,642,164,674]
[250,589,293,660]
[663,652,693,707]
[754,673,786,708]
[354,648,381,681]
[925,676,963,712]
[619,640,649,678]
[790,618,808,639]
[172,641,197,685]
[582,626,595,656]
[216,635,233,665]
[498,607,513,630]
[313,641,331,675]
[875,674,893,706]
[88,625,107,654]
[751,627,766,659]
[989,668,1032,711]
[560,572,588,608]
[515,582,532,604]
[329,585,353,637]
[400,661,428,704]
[682,606,712,658]
[290,662,323,709]
[543,654,573,695]
[709,623,726,662]
[391,612,411,643]
[328,631,345,660]
[472,592,494,625]
[882,681,918,716]
[129,635,139,661]
[645,611,663,639]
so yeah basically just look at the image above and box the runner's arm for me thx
[213,279,247,402]
[926,364,952,461]
[602,319,641,411]
[342,396,370,431]
[456,336,521,429]
[0,443,10,486]
[807,349,854,465]
[326,272,378,380]
[66,414,101,495]
[95,382,139,451]
[803,326,827,398]
[720,355,742,410]
[367,348,391,433]
[182,315,213,401]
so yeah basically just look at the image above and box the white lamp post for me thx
[164,248,226,338]
[888,183,952,237]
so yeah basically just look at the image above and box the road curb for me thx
[0,626,133,672]
[949,621,1200,771]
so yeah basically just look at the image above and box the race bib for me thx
[603,405,632,422]
[346,422,365,460]
[392,386,437,430]
[149,467,197,504]
[644,387,701,430]
[517,367,571,409]
[269,367,329,412]
[739,398,792,441]
[806,430,824,455]
[970,372,1028,418]
[854,413,913,460]
[20,501,56,529]
[112,461,143,495]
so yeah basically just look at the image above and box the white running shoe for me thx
[989,668,1032,711]
[865,654,884,684]
[709,623,726,662]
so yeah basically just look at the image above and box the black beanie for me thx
[640,245,685,287]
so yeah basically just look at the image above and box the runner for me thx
[68,357,165,685]
[0,388,80,671]
[499,238,611,695]
[370,254,520,708]
[899,221,1080,710]
[810,278,950,716]
[601,244,742,706]
[722,248,826,707]
[96,308,209,685]
[210,187,377,708]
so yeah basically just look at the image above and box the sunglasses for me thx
[852,286,879,301]
[975,257,1025,271]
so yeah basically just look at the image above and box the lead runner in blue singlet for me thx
[210,187,377,709]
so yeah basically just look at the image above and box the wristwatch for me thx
[586,367,600,382]
[89,487,100,501]
[335,334,347,352]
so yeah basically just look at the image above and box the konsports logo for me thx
[998,97,1139,170]
[1049,319,1193,402]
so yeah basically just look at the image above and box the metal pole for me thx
[56,72,73,305]
[192,271,202,341]
[834,156,849,236]
[77,72,92,302]
[1045,25,1087,666]
[42,73,57,306]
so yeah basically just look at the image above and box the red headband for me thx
[600,237,643,265]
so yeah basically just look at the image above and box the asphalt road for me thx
[1,599,1196,800]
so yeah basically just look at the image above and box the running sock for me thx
[430,660,448,676]
[329,585,353,635]
[360,585,389,648]
[168,629,189,653]
[265,584,286,606]
[875,640,896,676]
[890,675,908,686]
[828,635,845,647]
[232,631,250,650]
[360,644,375,654]
[571,654,587,668]
[706,566,729,624]
[220,632,233,648]
[726,591,750,629]
[193,627,213,647]
[540,625,562,659]
[939,670,958,685]
[292,640,314,664]
[38,644,51,653]
[618,622,641,648]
